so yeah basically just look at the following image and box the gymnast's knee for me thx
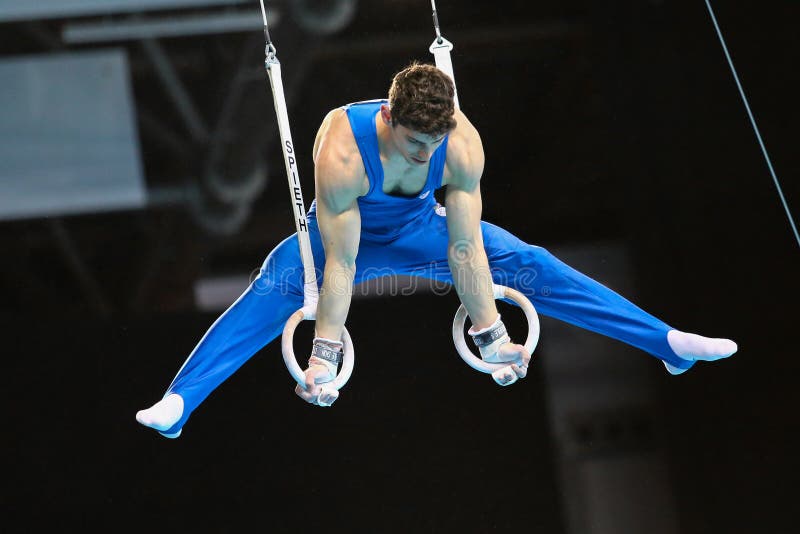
[255,250,309,298]
[517,243,557,271]
[489,243,565,298]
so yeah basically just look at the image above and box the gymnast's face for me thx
[381,105,447,166]
[394,125,446,166]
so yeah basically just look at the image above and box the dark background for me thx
[1,1,798,532]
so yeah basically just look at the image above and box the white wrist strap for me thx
[468,315,510,360]
[307,338,341,382]
[311,337,343,366]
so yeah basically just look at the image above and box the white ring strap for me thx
[260,2,354,390]
[429,0,460,110]
[429,5,540,370]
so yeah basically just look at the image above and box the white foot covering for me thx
[664,330,738,375]
[136,393,184,438]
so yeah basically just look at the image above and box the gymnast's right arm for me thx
[295,110,364,406]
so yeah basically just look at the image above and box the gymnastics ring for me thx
[452,284,540,373]
[282,306,355,396]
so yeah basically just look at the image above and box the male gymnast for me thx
[137,62,737,438]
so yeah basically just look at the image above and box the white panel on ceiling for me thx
[0,49,146,220]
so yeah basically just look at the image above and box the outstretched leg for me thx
[478,220,736,371]
[136,232,311,437]
[380,207,736,373]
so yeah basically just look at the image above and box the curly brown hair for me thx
[388,62,457,136]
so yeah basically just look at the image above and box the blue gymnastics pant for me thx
[161,206,687,434]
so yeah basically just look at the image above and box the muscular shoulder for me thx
[313,108,369,211]
[443,108,485,190]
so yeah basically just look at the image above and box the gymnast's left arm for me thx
[444,125,530,385]
[444,157,495,329]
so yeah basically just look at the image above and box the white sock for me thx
[664,330,738,375]
[664,361,690,376]
[136,393,184,435]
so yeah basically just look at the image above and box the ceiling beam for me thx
[61,8,277,43]
[313,21,585,60]
[0,0,249,22]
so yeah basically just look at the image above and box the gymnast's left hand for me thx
[490,342,531,387]
[294,355,340,407]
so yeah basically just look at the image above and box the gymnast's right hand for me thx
[294,338,342,407]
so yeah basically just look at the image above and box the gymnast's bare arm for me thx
[444,109,530,382]
[293,109,366,405]
[442,109,496,329]
[312,109,367,340]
